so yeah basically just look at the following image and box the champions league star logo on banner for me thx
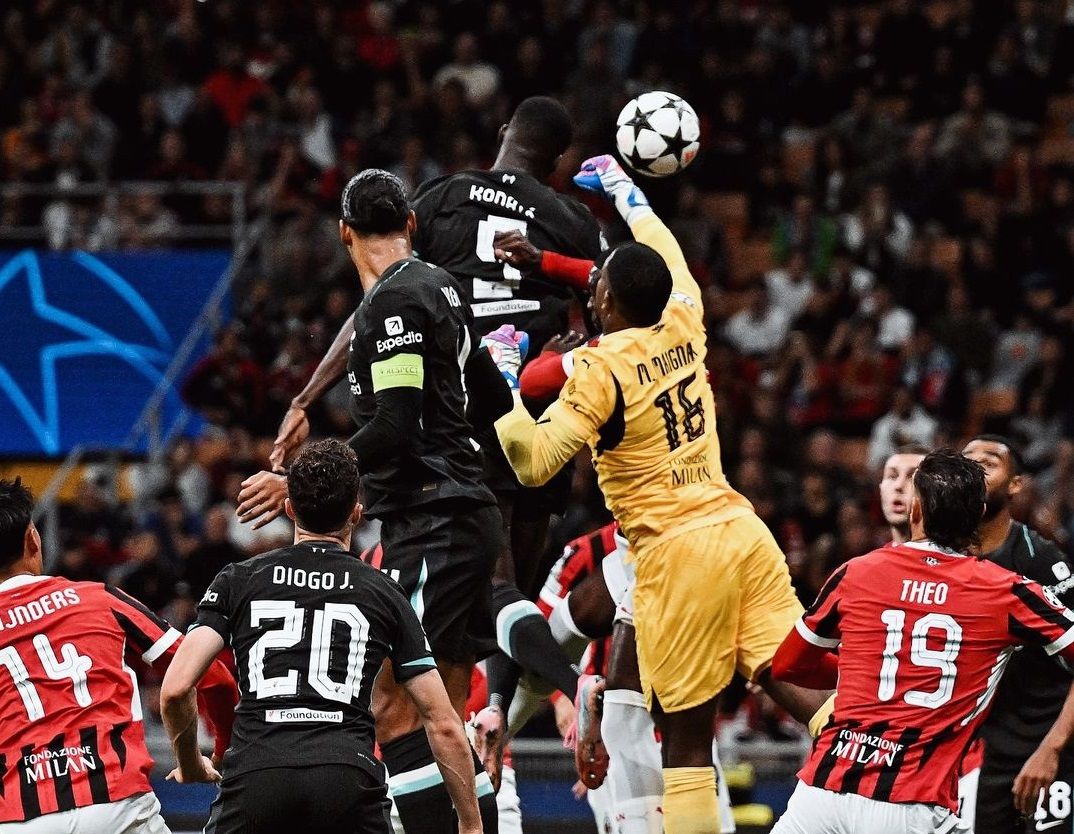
[0,249,231,455]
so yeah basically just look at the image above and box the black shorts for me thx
[378,499,503,662]
[205,764,390,834]
[976,754,1074,834]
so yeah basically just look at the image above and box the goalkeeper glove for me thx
[481,325,529,390]
[573,155,652,224]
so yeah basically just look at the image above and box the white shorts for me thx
[602,532,635,626]
[0,792,170,834]
[955,767,979,832]
[771,782,958,834]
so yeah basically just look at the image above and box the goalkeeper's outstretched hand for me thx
[573,155,650,223]
[481,325,529,391]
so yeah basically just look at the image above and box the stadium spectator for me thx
[866,384,939,472]
[723,279,791,358]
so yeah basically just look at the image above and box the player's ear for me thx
[284,498,296,523]
[406,210,417,237]
[24,522,42,567]
[350,501,363,527]
[909,495,922,527]
[497,123,508,145]
[339,220,351,246]
[1008,473,1025,498]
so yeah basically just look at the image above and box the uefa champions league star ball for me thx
[615,91,701,177]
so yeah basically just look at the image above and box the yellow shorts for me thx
[632,512,803,712]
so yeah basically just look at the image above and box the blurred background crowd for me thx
[6,0,1074,702]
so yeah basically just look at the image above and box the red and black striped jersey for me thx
[537,523,618,618]
[0,574,182,822]
[796,541,1074,811]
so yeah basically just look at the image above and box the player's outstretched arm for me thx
[403,670,484,834]
[160,626,228,784]
[492,335,610,487]
[770,627,839,690]
[270,313,355,471]
[573,155,701,309]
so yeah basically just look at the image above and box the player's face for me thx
[879,453,925,529]
[962,439,1016,518]
[590,267,612,330]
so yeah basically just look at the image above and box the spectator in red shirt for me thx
[202,44,266,128]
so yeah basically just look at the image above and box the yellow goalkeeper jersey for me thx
[496,211,752,548]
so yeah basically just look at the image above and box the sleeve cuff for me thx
[191,613,231,644]
[1044,624,1074,656]
[394,656,437,682]
[142,627,182,663]
[796,618,840,649]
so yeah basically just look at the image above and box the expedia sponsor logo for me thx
[384,316,404,335]
[265,708,343,724]
[376,331,423,353]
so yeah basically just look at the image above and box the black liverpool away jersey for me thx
[980,522,1074,768]
[348,257,494,515]
[195,542,435,779]
[412,169,604,352]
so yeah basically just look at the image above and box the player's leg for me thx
[632,524,746,834]
[492,579,580,700]
[603,618,664,834]
[376,504,497,834]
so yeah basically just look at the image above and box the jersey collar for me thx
[903,540,967,558]
[0,574,52,592]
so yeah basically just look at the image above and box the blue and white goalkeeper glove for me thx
[481,325,529,390]
[573,155,652,224]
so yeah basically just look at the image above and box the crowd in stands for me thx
[11,0,1074,658]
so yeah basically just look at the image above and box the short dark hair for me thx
[341,169,410,235]
[509,96,573,164]
[601,242,672,327]
[970,433,1024,475]
[286,440,362,534]
[0,478,34,570]
[913,449,986,553]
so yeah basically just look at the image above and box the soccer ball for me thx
[615,91,701,177]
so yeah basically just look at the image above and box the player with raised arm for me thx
[493,155,825,834]
[234,170,516,834]
[0,477,237,832]
[161,441,483,834]
[963,435,1074,834]
[267,96,603,596]
[770,450,1074,834]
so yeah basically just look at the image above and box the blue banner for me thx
[0,249,231,456]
